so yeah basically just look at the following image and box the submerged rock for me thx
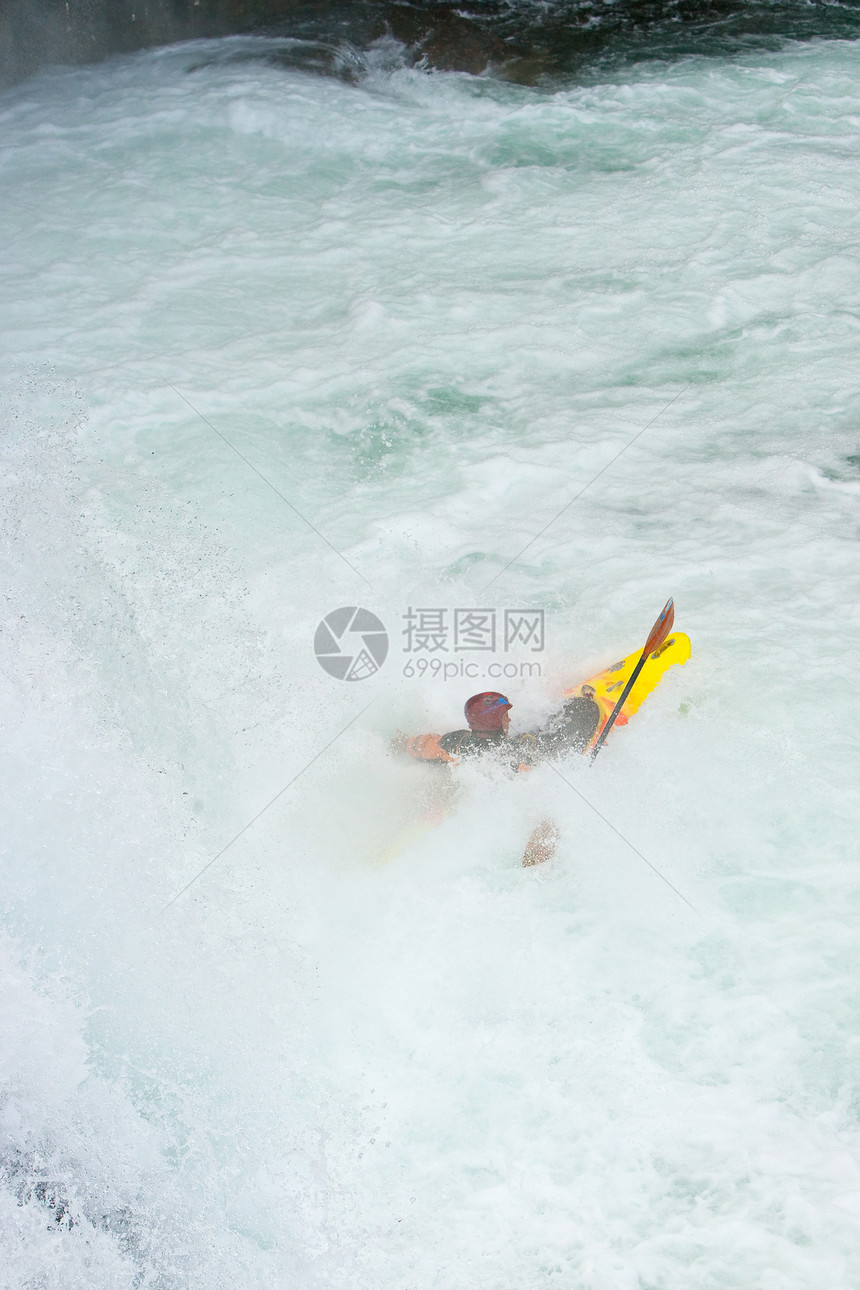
[3,0,860,90]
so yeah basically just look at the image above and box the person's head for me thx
[464,691,512,735]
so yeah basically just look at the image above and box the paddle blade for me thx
[644,597,674,657]
[523,819,559,867]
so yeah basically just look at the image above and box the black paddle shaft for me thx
[589,653,649,761]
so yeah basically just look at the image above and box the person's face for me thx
[500,710,511,735]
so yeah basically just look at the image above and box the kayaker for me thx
[392,688,601,767]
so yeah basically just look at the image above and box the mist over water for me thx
[2,26,860,1288]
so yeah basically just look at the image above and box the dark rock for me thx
[3,0,860,92]
[0,0,527,89]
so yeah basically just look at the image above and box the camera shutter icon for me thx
[314,607,389,681]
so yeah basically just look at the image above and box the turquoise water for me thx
[2,36,860,1288]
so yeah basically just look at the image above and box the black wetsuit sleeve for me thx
[524,695,601,760]
[439,729,511,759]
[439,730,467,756]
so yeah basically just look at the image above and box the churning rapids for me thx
[2,25,860,1290]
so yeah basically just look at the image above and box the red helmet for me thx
[464,691,512,732]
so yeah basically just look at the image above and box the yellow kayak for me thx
[564,631,691,750]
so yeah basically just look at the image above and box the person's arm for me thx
[391,731,458,764]
[524,693,601,760]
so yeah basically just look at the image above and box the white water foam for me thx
[2,37,860,1287]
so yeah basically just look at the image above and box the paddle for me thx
[523,818,560,867]
[589,597,675,763]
